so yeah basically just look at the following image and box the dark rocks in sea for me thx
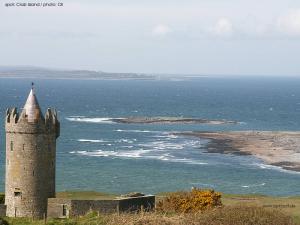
[112,117,237,125]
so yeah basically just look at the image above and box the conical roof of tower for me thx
[21,87,43,123]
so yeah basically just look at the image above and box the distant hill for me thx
[0,66,156,80]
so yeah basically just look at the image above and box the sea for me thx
[0,77,300,196]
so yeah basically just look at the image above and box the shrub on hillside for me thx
[157,188,222,213]
[0,195,4,204]
[0,218,8,225]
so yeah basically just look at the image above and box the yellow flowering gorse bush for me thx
[157,188,222,213]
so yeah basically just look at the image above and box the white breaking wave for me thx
[168,158,208,165]
[253,163,300,174]
[66,116,120,124]
[77,139,107,143]
[139,141,185,150]
[70,149,151,158]
[69,125,206,165]
[70,149,208,165]
[190,182,215,188]
[241,183,266,188]
[115,139,136,144]
[139,139,201,151]
[114,129,161,133]
[165,134,178,139]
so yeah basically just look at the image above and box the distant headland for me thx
[0,66,155,80]
[0,66,208,80]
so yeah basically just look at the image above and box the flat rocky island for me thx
[179,131,300,172]
[112,117,237,125]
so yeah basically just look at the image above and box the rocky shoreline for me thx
[178,131,300,172]
[112,117,237,125]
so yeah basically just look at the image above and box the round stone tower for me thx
[5,86,60,218]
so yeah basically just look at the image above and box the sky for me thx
[1,0,300,76]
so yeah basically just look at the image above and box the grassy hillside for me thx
[4,207,296,225]
[222,193,300,223]
[2,191,300,225]
[55,191,117,200]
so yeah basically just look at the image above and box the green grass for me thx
[55,191,117,200]
[1,191,300,224]
[221,193,300,223]
[5,207,296,225]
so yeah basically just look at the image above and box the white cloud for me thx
[210,18,234,37]
[152,24,172,37]
[277,9,300,36]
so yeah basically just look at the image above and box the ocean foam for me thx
[70,148,208,165]
[168,158,208,165]
[77,139,107,143]
[190,182,215,188]
[70,129,207,166]
[114,129,160,133]
[241,183,265,188]
[165,134,178,139]
[66,117,119,124]
[122,146,134,148]
[115,139,135,144]
[139,139,201,151]
[253,163,300,174]
[70,149,151,158]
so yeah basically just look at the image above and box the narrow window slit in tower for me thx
[62,205,67,216]
[10,141,13,151]
[23,144,25,151]
[14,192,21,197]
[14,188,21,197]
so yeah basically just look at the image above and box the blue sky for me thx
[1,0,300,75]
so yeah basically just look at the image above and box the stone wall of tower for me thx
[5,108,59,218]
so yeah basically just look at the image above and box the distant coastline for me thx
[0,66,155,80]
[0,66,209,80]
